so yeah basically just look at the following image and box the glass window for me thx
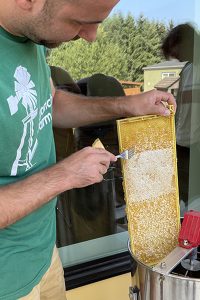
[187,1,200,213]
[162,72,176,79]
[55,100,130,255]
[57,165,128,267]
[50,0,199,288]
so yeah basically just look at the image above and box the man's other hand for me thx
[59,147,117,189]
[123,89,176,117]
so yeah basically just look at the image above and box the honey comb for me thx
[92,138,105,149]
[117,110,180,266]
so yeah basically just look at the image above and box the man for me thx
[162,23,200,210]
[0,0,175,299]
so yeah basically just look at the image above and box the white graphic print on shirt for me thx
[7,66,52,176]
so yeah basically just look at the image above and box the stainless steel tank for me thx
[128,241,200,300]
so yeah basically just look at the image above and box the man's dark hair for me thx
[161,23,195,60]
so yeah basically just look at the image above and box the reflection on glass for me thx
[54,1,200,269]
[56,75,128,267]
[57,166,127,246]
[188,10,200,212]
[160,20,200,216]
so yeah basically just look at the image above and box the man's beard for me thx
[19,17,64,48]
[31,36,80,48]
[35,39,63,48]
[34,35,80,48]
[20,20,80,48]
[22,28,63,48]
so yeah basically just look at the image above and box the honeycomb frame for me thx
[117,108,180,265]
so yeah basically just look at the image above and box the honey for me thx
[117,109,180,265]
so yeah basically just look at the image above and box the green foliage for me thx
[47,14,171,82]
[48,27,127,80]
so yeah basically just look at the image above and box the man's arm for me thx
[52,87,176,128]
[0,147,116,229]
[0,82,175,229]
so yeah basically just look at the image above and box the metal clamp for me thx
[153,246,194,275]
[129,286,140,300]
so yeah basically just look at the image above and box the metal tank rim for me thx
[128,239,200,282]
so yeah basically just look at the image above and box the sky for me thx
[112,0,198,27]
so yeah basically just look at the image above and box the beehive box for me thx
[117,109,180,266]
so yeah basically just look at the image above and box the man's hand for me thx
[52,88,176,129]
[124,89,176,117]
[58,147,117,189]
[0,147,116,228]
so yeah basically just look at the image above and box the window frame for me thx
[63,250,132,290]
[161,72,176,79]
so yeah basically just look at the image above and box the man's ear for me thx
[15,0,36,11]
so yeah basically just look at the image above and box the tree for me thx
[48,27,127,81]
[47,13,170,82]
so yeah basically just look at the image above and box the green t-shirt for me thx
[0,27,57,299]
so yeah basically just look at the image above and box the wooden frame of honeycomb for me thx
[117,108,180,266]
